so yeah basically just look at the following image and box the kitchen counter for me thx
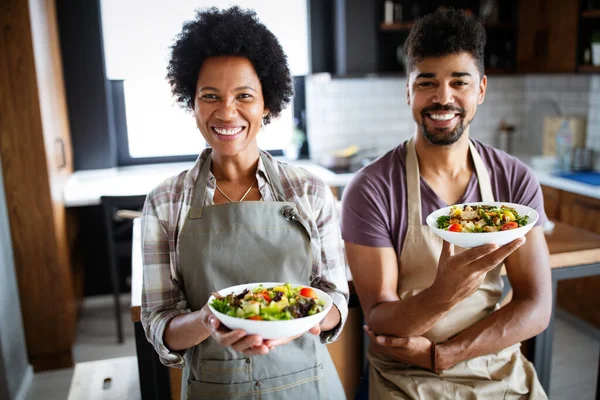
[63,158,355,207]
[62,154,600,207]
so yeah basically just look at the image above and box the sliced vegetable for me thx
[448,223,463,232]
[500,221,519,231]
[299,287,317,299]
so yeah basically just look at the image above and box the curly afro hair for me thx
[166,6,293,125]
[404,8,486,78]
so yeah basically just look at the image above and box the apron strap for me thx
[260,152,287,202]
[188,151,288,219]
[405,137,422,227]
[405,137,495,226]
[468,140,495,203]
[188,156,212,219]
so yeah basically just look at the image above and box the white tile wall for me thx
[305,73,594,160]
[587,76,600,151]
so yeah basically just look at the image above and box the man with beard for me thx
[342,9,550,399]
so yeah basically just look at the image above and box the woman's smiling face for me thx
[194,56,268,157]
[407,52,487,146]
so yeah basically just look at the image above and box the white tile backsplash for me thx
[306,73,596,159]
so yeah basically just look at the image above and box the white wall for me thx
[306,74,593,161]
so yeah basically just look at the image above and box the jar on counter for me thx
[497,121,515,154]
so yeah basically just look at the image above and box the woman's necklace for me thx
[215,179,257,203]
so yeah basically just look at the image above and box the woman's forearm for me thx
[163,311,210,351]
[320,304,341,332]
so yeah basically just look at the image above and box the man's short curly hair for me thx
[166,6,293,125]
[404,9,486,78]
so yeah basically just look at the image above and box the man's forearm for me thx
[437,297,550,370]
[164,311,210,352]
[368,286,456,337]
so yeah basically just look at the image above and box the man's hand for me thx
[431,237,526,305]
[364,326,433,370]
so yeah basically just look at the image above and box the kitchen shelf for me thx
[485,68,516,75]
[483,22,515,30]
[578,64,600,73]
[381,21,514,32]
[581,9,600,18]
[380,22,414,31]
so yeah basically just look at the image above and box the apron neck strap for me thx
[468,140,495,203]
[259,152,287,202]
[189,156,212,219]
[405,137,423,226]
[188,152,287,219]
[405,137,495,226]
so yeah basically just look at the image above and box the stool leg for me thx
[109,255,123,343]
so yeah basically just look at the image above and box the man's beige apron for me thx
[177,154,345,399]
[368,138,547,399]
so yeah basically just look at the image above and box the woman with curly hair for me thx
[140,6,348,399]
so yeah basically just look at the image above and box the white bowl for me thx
[425,202,539,249]
[207,282,332,339]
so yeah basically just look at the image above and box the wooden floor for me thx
[26,295,599,400]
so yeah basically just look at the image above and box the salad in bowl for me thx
[207,282,332,339]
[426,202,539,248]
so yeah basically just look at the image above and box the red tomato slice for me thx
[500,221,519,231]
[259,291,271,303]
[448,223,463,232]
[299,287,317,299]
[248,316,262,320]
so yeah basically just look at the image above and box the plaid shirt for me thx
[141,149,349,367]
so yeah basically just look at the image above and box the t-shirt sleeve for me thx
[510,161,548,226]
[341,171,394,247]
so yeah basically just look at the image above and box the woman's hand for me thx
[263,304,340,349]
[198,304,270,356]
[263,325,321,349]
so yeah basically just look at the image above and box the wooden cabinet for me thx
[0,0,77,371]
[541,185,561,220]
[541,185,600,328]
[516,0,579,73]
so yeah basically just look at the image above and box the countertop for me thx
[63,155,600,207]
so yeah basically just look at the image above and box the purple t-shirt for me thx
[341,139,548,252]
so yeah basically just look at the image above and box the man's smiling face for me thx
[407,52,487,146]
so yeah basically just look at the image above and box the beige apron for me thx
[368,138,547,399]
[177,153,345,399]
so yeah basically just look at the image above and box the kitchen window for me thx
[100,0,309,164]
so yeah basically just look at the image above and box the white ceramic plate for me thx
[426,202,539,248]
[207,282,332,339]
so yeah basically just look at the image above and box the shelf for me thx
[578,64,600,73]
[483,23,515,30]
[380,22,414,31]
[381,21,514,32]
[485,68,516,75]
[581,9,600,18]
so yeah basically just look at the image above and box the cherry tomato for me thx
[248,316,262,320]
[500,221,519,231]
[448,223,463,232]
[258,290,271,303]
[299,287,317,299]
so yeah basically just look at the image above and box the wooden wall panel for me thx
[0,0,76,370]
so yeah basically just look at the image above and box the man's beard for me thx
[420,105,472,146]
